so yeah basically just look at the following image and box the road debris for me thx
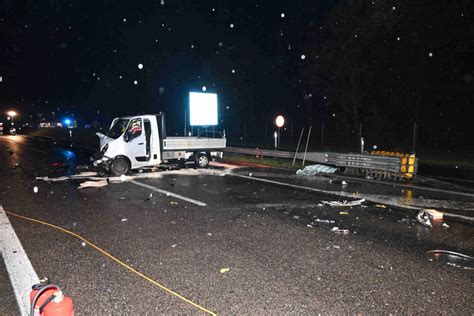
[81,242,86,247]
[292,215,300,219]
[296,164,337,176]
[341,180,348,187]
[77,179,109,189]
[424,208,444,220]
[170,201,178,205]
[121,218,128,222]
[442,223,450,228]
[426,250,474,270]
[339,211,349,215]
[33,186,38,193]
[321,198,365,207]
[315,219,335,224]
[376,204,387,208]
[120,174,126,181]
[171,244,177,248]
[145,193,153,201]
[331,227,349,234]
[220,267,230,274]
[416,210,432,228]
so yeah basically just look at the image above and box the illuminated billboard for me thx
[189,92,218,126]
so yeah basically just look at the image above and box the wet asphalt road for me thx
[0,135,473,315]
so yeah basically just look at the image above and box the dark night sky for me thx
[0,1,473,151]
[0,1,332,130]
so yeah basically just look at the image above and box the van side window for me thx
[127,118,142,141]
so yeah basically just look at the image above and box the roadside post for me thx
[275,115,285,149]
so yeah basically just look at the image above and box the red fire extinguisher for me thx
[30,279,74,316]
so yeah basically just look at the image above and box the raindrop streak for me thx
[301,55,306,60]
[230,24,234,28]
[202,86,207,92]
[134,80,138,85]
[138,63,143,69]
[428,52,433,57]
[281,13,285,18]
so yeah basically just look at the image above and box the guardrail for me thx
[224,146,417,180]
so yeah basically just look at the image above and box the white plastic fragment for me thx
[442,223,450,228]
[315,219,335,224]
[296,164,337,176]
[77,179,108,189]
[416,210,432,228]
[121,218,128,222]
[321,198,365,207]
[81,242,86,247]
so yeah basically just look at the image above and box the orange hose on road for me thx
[4,210,217,315]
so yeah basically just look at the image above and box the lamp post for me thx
[274,115,285,149]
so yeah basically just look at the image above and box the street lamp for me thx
[7,111,17,125]
[274,115,285,149]
[6,111,17,135]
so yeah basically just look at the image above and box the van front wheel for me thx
[195,153,209,168]
[110,157,129,176]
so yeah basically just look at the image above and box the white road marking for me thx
[130,180,207,207]
[0,205,39,316]
[229,174,474,222]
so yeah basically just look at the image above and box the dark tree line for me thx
[303,0,473,152]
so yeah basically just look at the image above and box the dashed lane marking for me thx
[130,180,207,207]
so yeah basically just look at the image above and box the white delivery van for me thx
[94,113,226,175]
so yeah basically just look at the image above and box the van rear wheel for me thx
[195,153,209,168]
[110,157,129,176]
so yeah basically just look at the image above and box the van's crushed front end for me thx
[92,132,114,168]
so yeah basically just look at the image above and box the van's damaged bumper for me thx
[93,156,112,167]
[92,149,112,168]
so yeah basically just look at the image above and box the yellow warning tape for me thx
[4,210,217,316]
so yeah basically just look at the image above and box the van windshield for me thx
[107,119,129,139]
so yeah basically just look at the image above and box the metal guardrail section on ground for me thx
[324,152,417,179]
[224,146,417,180]
[325,153,401,172]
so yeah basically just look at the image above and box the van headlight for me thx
[101,143,109,154]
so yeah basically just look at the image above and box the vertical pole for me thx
[321,122,324,149]
[265,122,268,146]
[302,125,312,166]
[278,127,281,147]
[274,131,277,150]
[412,121,417,152]
[359,122,363,141]
[292,128,304,166]
[184,109,187,136]
[290,121,293,147]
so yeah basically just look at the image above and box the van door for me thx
[124,117,148,168]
